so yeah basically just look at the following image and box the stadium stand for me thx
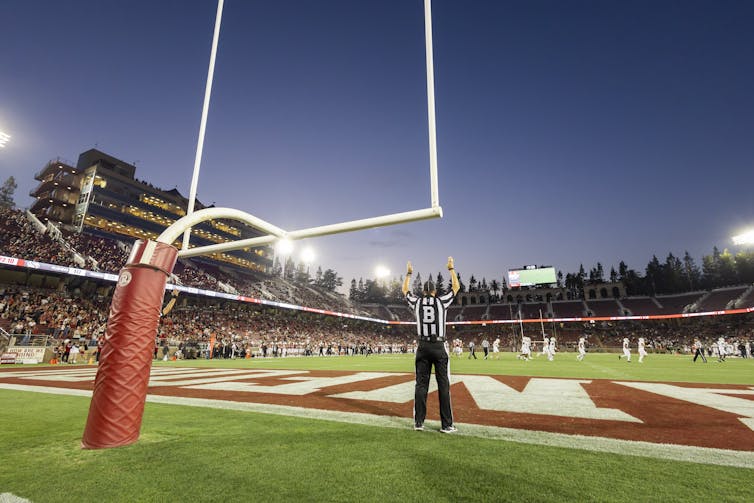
[619,297,661,316]
[585,299,621,317]
[736,285,754,309]
[655,292,704,313]
[520,302,550,320]
[461,305,488,321]
[487,303,520,320]
[550,300,587,318]
[694,286,748,312]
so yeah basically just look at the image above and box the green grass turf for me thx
[1,353,752,502]
[147,351,754,385]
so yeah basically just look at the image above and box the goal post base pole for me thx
[81,240,178,449]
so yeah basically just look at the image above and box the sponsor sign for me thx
[5,347,45,364]
[0,256,20,266]
[1,353,17,364]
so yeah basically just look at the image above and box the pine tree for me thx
[0,176,17,208]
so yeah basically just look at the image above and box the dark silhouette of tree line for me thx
[348,247,754,304]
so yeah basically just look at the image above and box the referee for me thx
[402,256,461,433]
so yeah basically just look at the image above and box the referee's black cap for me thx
[422,280,435,294]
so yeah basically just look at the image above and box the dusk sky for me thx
[2,0,753,291]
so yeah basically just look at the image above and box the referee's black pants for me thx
[415,341,453,429]
[693,348,707,363]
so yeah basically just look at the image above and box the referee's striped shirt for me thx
[406,291,456,342]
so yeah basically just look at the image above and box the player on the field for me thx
[576,336,586,361]
[492,337,500,359]
[453,338,463,358]
[547,336,556,361]
[692,338,707,363]
[539,336,550,358]
[403,257,460,433]
[638,337,647,363]
[519,335,532,361]
[717,336,727,362]
[618,337,631,362]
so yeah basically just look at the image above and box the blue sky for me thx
[1,0,753,289]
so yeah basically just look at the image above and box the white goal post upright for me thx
[82,0,445,450]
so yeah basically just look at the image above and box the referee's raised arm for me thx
[447,256,460,295]
[401,261,413,297]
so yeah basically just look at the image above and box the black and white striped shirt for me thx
[406,291,456,342]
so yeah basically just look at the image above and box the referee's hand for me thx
[447,257,455,270]
[406,261,413,274]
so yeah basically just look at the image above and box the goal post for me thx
[81,0,445,449]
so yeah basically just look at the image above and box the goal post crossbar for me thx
[165,205,443,258]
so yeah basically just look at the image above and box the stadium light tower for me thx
[0,131,10,149]
[733,230,754,246]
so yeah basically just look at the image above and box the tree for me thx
[412,273,423,296]
[556,271,563,288]
[388,277,405,303]
[663,253,684,294]
[609,267,618,284]
[0,176,17,208]
[294,262,311,285]
[435,272,446,296]
[284,257,295,281]
[702,247,722,289]
[468,275,478,292]
[645,255,662,294]
[357,278,366,301]
[490,279,500,299]
[314,266,323,286]
[682,251,701,290]
[735,250,754,284]
[480,278,488,292]
[718,249,738,286]
[349,279,358,301]
[320,269,342,292]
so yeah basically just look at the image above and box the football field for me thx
[1,352,752,502]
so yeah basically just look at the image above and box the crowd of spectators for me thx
[0,208,365,315]
[0,208,76,267]
[63,231,129,273]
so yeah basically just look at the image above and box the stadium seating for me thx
[461,305,488,321]
[619,297,661,316]
[655,293,704,313]
[694,286,748,312]
[551,301,586,318]
[585,299,621,317]
[487,304,520,320]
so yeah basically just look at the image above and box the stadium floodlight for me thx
[733,230,754,246]
[300,246,316,265]
[276,238,294,256]
[375,265,391,279]
[0,131,10,148]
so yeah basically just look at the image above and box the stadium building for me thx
[30,149,272,273]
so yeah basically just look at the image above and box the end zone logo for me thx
[1,368,753,453]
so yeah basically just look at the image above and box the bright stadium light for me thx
[733,229,754,246]
[276,238,294,256]
[300,246,316,265]
[375,265,391,279]
[0,131,10,149]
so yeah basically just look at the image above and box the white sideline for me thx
[2,383,753,469]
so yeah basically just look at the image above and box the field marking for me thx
[616,382,754,432]
[2,383,753,469]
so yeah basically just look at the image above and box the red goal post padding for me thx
[81,240,177,449]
